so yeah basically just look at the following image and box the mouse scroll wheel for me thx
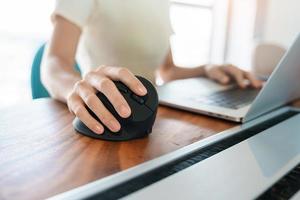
[131,94,145,104]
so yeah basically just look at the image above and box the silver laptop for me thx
[158,33,300,123]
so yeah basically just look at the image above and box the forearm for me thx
[158,50,207,82]
[41,14,83,102]
[41,55,81,103]
[159,65,206,82]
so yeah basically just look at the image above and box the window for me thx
[0,0,54,108]
[170,0,230,67]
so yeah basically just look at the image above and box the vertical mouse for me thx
[73,76,158,141]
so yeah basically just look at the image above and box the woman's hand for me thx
[67,66,147,134]
[159,50,262,88]
[204,64,262,88]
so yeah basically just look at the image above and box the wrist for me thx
[202,64,222,77]
[194,65,207,77]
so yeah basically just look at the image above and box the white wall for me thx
[226,0,257,70]
[260,0,300,47]
[226,0,300,70]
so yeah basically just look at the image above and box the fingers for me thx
[225,65,262,88]
[100,66,147,96]
[206,66,230,84]
[244,72,263,88]
[87,72,132,118]
[68,93,104,134]
[76,81,121,132]
[206,64,263,89]
[225,66,246,88]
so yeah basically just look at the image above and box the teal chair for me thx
[30,44,81,99]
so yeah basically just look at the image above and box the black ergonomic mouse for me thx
[73,76,158,141]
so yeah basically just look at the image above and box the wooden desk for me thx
[0,99,236,200]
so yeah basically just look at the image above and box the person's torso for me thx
[77,0,172,82]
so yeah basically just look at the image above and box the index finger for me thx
[244,72,263,88]
[225,66,247,88]
[100,66,147,96]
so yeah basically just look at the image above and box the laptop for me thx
[158,33,300,123]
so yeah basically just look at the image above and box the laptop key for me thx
[193,87,260,109]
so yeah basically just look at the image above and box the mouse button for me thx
[131,93,145,104]
[126,95,152,121]
[135,76,158,110]
[144,89,158,111]
[115,81,129,94]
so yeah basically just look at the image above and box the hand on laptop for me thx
[204,64,262,89]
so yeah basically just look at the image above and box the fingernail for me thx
[120,105,131,117]
[138,86,147,95]
[95,125,104,134]
[109,120,120,132]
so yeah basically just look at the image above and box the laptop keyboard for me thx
[194,87,260,109]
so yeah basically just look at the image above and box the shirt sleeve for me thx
[53,0,95,28]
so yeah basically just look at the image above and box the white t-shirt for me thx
[54,0,173,82]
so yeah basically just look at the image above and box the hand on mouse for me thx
[67,66,147,134]
[204,64,263,88]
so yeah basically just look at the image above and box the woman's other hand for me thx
[204,64,263,88]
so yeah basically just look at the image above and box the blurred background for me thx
[0,0,299,109]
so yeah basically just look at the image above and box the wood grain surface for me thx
[0,99,236,200]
